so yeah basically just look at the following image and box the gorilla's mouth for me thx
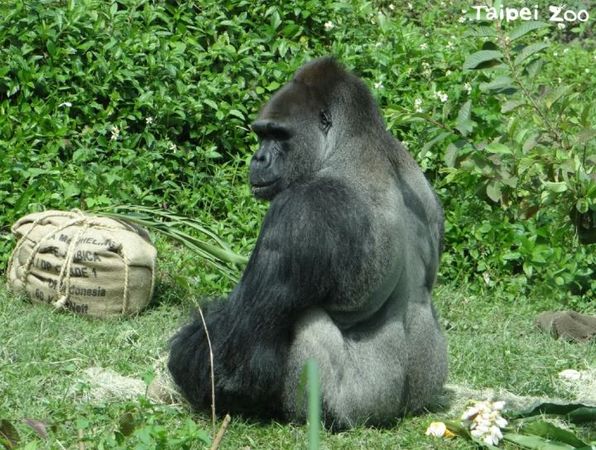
[250,179,280,198]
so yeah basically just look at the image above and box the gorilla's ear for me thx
[294,57,348,92]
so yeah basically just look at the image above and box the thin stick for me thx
[197,305,216,434]
[209,414,231,450]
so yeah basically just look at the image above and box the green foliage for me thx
[0,0,593,304]
[100,205,248,282]
[399,13,594,300]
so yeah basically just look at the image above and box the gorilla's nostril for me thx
[253,148,272,166]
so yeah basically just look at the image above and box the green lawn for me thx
[1,270,593,449]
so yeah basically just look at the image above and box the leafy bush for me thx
[394,11,594,299]
[0,0,593,303]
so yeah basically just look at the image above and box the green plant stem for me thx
[307,359,321,450]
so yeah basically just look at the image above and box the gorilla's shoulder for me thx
[266,177,370,235]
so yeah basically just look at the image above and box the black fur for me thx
[168,57,447,427]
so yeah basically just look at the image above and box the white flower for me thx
[374,81,384,89]
[145,117,154,125]
[167,141,177,151]
[471,426,488,438]
[558,23,566,30]
[446,70,452,76]
[388,4,395,11]
[483,432,499,446]
[483,272,491,285]
[425,421,447,437]
[408,3,413,10]
[492,401,506,411]
[58,102,72,108]
[563,48,569,54]
[462,402,483,420]
[446,41,455,50]
[463,400,508,446]
[436,91,448,103]
[494,415,508,428]
[553,52,558,57]
[459,16,466,23]
[324,21,334,31]
[110,126,120,141]
[420,43,428,50]
[464,82,472,94]
[559,369,581,381]
[414,98,423,113]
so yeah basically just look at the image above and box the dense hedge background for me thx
[0,0,593,304]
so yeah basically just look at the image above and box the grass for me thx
[1,247,594,449]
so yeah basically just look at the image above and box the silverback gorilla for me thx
[168,57,448,428]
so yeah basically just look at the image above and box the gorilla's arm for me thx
[168,177,373,415]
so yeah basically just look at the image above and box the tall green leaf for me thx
[510,402,596,424]
[514,42,549,65]
[486,181,502,202]
[520,420,588,447]
[480,76,516,94]
[486,143,512,154]
[526,58,544,79]
[544,85,572,109]
[307,359,321,450]
[508,21,549,41]
[464,26,497,38]
[503,433,575,450]
[420,132,451,158]
[463,50,503,70]
[456,100,474,136]
[502,99,526,113]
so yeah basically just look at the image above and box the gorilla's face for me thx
[249,81,332,200]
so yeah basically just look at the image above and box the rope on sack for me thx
[10,210,137,313]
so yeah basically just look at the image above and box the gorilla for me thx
[168,57,447,428]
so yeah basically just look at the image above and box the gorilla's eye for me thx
[319,109,332,133]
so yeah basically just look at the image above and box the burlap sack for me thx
[7,210,156,318]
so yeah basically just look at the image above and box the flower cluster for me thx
[414,98,423,113]
[110,126,120,141]
[462,400,508,446]
[435,90,448,103]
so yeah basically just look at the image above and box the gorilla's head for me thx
[249,57,384,201]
